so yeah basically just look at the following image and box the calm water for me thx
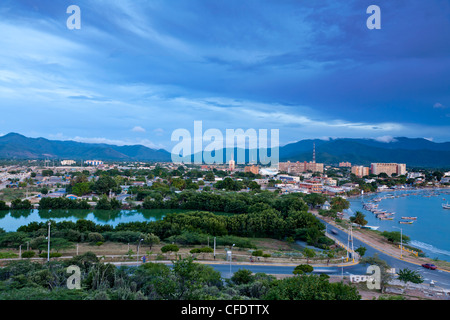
[347,188,450,261]
[0,209,193,232]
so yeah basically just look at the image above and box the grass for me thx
[0,252,18,259]
[0,188,40,203]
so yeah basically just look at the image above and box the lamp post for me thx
[137,239,144,264]
[229,244,235,277]
[392,226,403,259]
[47,222,51,262]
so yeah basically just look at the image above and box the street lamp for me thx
[229,244,235,277]
[137,238,144,264]
[392,226,403,259]
[47,222,51,262]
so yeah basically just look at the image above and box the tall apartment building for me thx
[339,162,352,167]
[351,165,370,178]
[371,163,406,176]
[229,159,235,171]
[279,161,324,174]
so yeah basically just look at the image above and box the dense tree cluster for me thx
[0,255,360,300]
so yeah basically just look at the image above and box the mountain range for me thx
[0,133,171,162]
[1,133,450,168]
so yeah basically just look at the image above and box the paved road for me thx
[319,217,450,290]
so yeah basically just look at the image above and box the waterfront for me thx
[0,209,190,232]
[348,188,450,261]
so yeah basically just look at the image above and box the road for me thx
[319,217,450,290]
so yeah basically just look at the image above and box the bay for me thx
[348,188,450,261]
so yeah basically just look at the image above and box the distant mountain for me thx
[279,137,450,168]
[1,133,449,167]
[179,137,450,168]
[0,133,171,161]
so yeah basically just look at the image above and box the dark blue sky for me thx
[0,0,449,150]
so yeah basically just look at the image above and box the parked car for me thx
[422,263,437,270]
[330,229,338,235]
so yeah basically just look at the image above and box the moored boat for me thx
[401,216,417,220]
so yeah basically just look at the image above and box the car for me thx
[422,263,437,270]
[330,229,338,235]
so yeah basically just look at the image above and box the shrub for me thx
[231,269,254,285]
[87,232,104,243]
[95,242,104,246]
[161,244,179,253]
[21,251,36,258]
[199,247,213,253]
[252,250,264,257]
[293,264,314,275]
[262,254,271,258]
[39,252,62,258]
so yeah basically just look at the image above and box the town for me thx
[0,155,448,210]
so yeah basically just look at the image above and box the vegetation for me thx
[397,268,424,285]
[0,256,361,300]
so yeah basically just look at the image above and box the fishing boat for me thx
[399,220,414,224]
[361,225,380,230]
[443,203,450,209]
[401,216,417,220]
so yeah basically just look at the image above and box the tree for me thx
[0,201,9,211]
[302,248,316,264]
[93,175,118,195]
[355,246,367,258]
[161,244,179,254]
[263,274,361,300]
[87,232,104,243]
[72,182,91,196]
[330,196,349,212]
[397,268,424,286]
[350,211,367,228]
[381,231,410,244]
[293,264,314,275]
[231,269,254,285]
[141,233,160,250]
[40,188,49,195]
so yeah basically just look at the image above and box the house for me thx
[321,201,331,210]
[66,194,78,200]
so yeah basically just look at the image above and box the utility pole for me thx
[47,222,51,263]
[347,224,354,262]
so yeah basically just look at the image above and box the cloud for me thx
[374,136,398,143]
[153,128,165,136]
[434,103,447,109]
[47,133,162,149]
[132,126,146,133]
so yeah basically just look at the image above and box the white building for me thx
[61,160,76,166]
[84,160,104,166]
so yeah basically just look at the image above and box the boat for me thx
[401,216,417,220]
[399,220,414,224]
[361,225,380,230]
[443,203,450,209]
